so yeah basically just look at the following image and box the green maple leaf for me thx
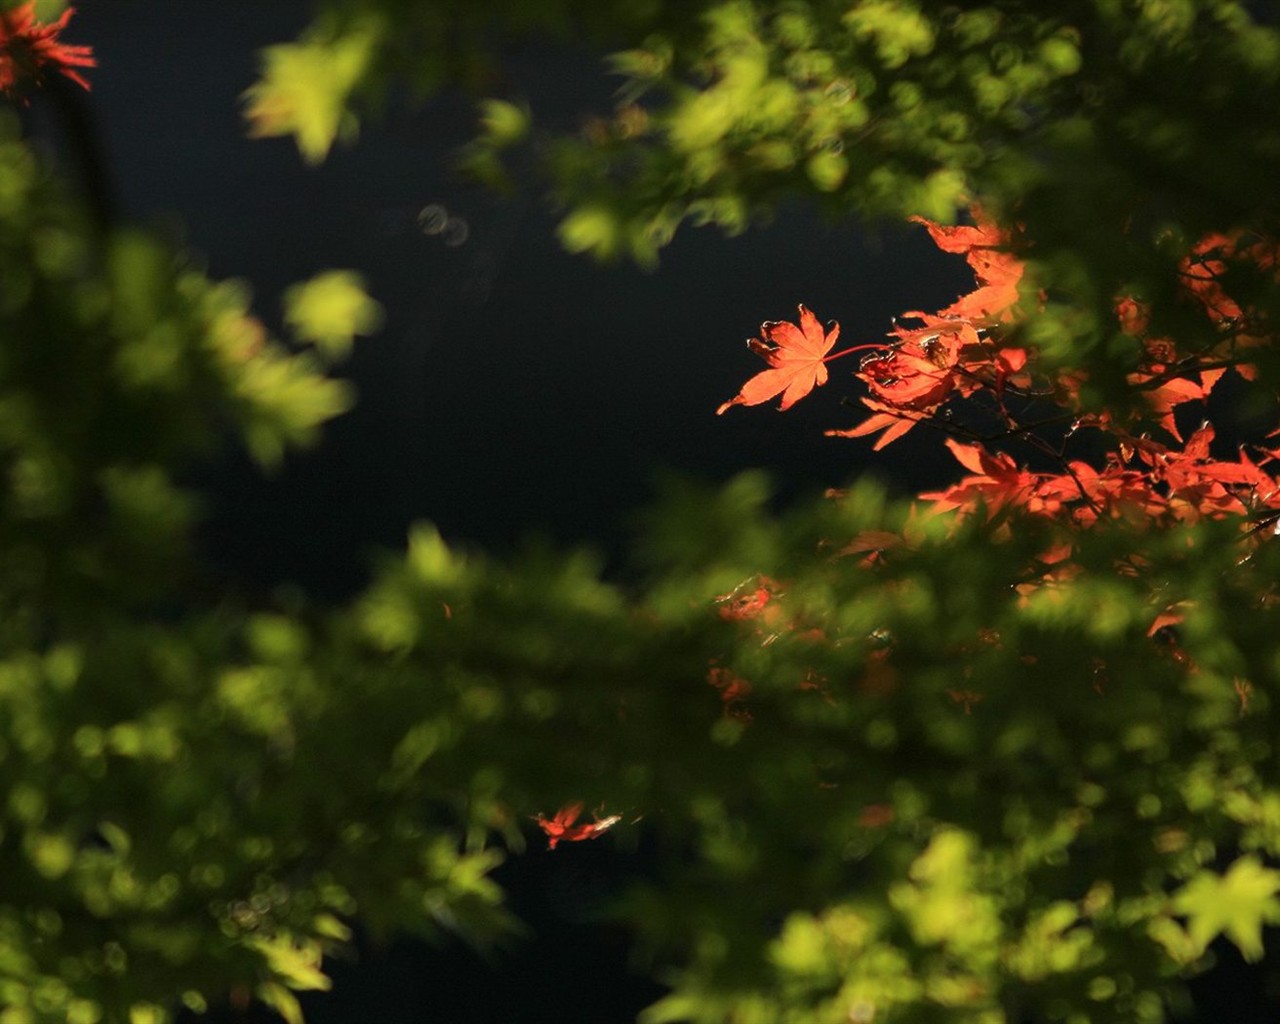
[1173,856,1280,962]
[283,270,384,361]
[242,20,381,164]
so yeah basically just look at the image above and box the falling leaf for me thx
[717,305,840,414]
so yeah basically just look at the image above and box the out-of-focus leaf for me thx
[1174,857,1280,961]
[243,19,383,164]
[283,270,383,361]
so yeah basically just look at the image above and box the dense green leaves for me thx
[6,2,1280,1022]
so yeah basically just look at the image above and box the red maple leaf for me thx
[909,215,1023,320]
[718,305,857,414]
[1179,233,1244,322]
[922,438,1041,516]
[0,2,94,100]
[826,398,924,450]
[534,803,621,850]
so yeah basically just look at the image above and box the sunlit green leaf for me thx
[283,270,383,361]
[1174,857,1280,961]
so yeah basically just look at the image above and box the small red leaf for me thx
[535,803,621,850]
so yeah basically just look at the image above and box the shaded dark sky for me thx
[74,0,971,601]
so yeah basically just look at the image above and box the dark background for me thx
[75,1,969,599]
[45,2,1279,1021]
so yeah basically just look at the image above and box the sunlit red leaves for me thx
[823,217,1030,449]
[717,304,841,414]
[715,214,1280,543]
[909,214,1024,321]
[1121,230,1280,438]
[922,439,1046,517]
[923,420,1280,532]
[1118,424,1280,522]
[846,219,1280,533]
[534,803,621,850]
[0,2,94,100]
[718,215,1031,452]
[832,319,1030,450]
[861,319,974,409]
[701,210,1280,838]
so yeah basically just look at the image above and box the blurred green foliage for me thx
[3,2,1280,1023]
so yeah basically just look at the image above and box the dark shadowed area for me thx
[74,1,970,601]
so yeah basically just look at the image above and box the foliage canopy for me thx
[4,1,1280,1023]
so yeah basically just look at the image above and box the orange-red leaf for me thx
[826,403,922,450]
[911,214,1023,320]
[717,304,839,414]
[909,217,1004,253]
[535,803,621,850]
[0,2,94,99]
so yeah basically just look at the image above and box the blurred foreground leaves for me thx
[6,2,1280,1022]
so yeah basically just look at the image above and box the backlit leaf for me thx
[283,270,383,361]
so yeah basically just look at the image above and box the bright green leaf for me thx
[1173,856,1280,962]
[243,20,382,164]
[283,271,383,361]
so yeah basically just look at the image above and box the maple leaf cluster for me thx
[703,210,1280,756]
[716,217,1028,449]
[829,217,1027,450]
[718,213,1280,538]
[542,213,1280,854]
[0,2,93,100]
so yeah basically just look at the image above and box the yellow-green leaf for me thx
[255,983,303,1024]
[1173,856,1280,961]
[249,935,332,992]
[283,271,383,361]
[243,20,382,164]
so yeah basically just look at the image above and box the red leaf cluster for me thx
[555,214,1280,854]
[705,211,1280,761]
[0,2,93,100]
[824,215,1029,450]
[924,423,1280,531]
